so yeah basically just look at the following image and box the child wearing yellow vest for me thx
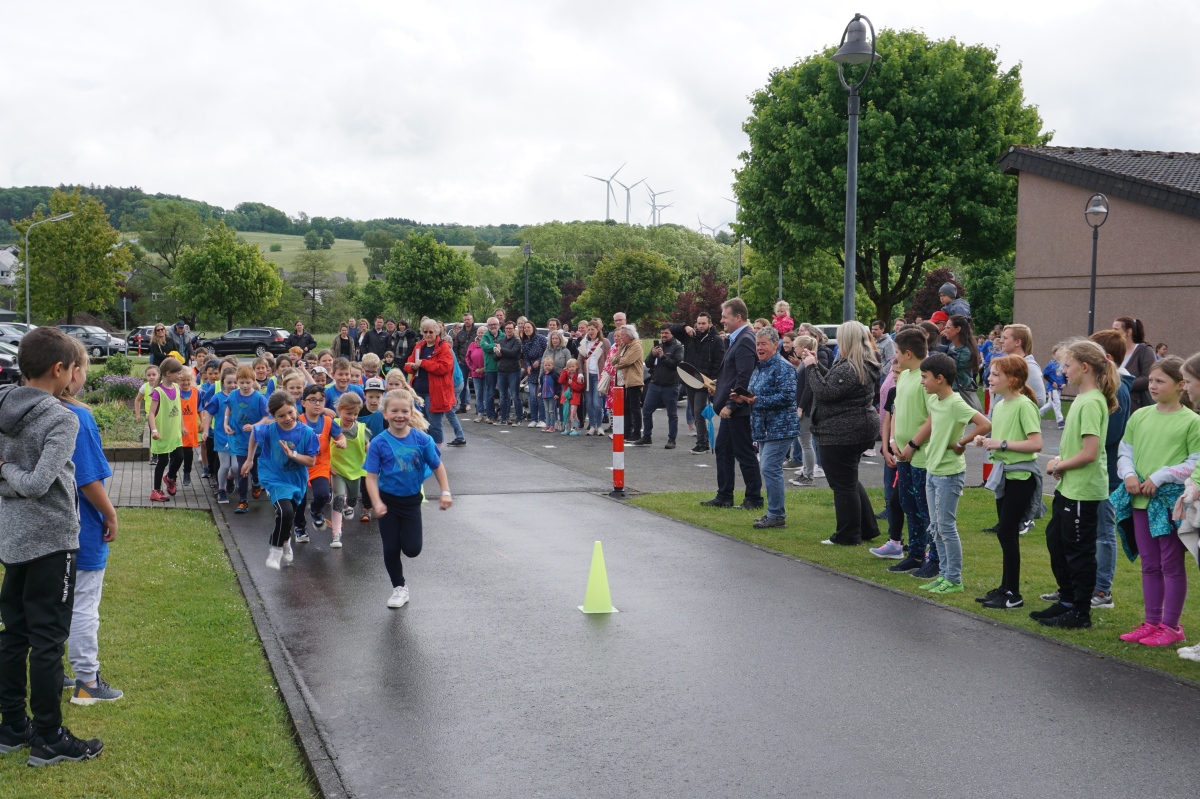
[149,357,185,502]
[329,392,371,548]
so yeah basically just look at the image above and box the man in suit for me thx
[702,298,762,509]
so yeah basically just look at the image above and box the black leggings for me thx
[181,447,194,477]
[271,499,297,547]
[995,476,1038,594]
[153,447,183,490]
[378,491,424,587]
[296,477,331,531]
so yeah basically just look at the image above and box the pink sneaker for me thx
[869,539,905,559]
[1140,624,1186,647]
[149,489,170,503]
[1119,622,1159,643]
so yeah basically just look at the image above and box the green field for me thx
[239,231,367,276]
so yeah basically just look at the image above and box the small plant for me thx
[80,390,106,406]
[91,374,144,402]
[103,351,133,376]
[90,401,143,444]
[269,243,283,252]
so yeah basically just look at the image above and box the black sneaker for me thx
[753,516,786,529]
[975,586,1005,604]
[910,560,940,579]
[887,555,924,573]
[700,498,733,508]
[733,501,764,511]
[664,439,676,450]
[982,591,1024,610]
[630,437,653,446]
[981,524,999,534]
[0,718,33,754]
[1029,601,1073,621]
[447,439,466,447]
[182,474,192,486]
[1038,608,1091,628]
[690,444,710,454]
[27,727,103,766]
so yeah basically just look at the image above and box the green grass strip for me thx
[631,488,1200,683]
[0,508,316,798]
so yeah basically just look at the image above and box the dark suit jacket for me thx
[713,326,757,417]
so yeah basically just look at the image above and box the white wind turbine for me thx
[585,163,625,221]
[645,184,673,226]
[615,177,646,225]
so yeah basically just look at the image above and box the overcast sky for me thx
[4,1,1196,232]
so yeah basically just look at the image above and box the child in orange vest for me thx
[178,368,201,487]
[295,384,346,542]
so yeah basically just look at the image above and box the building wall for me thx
[1012,172,1200,365]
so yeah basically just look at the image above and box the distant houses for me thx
[0,245,17,287]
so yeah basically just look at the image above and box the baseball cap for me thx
[364,377,386,393]
[930,311,950,323]
[311,366,329,376]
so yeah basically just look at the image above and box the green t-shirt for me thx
[1058,389,1110,501]
[1122,405,1200,509]
[989,395,1041,480]
[893,369,930,470]
[923,391,977,477]
[481,331,502,373]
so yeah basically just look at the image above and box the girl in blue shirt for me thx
[202,368,237,503]
[241,391,320,571]
[224,365,270,512]
[365,392,453,609]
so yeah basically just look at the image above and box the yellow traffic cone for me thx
[578,541,618,614]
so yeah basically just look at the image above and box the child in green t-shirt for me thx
[1031,339,1118,630]
[899,352,990,595]
[886,327,936,576]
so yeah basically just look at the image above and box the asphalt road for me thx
[220,425,1199,799]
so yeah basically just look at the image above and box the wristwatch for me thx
[908,439,921,451]
[1000,440,1008,452]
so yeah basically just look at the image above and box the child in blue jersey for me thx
[365,391,453,609]
[198,359,220,479]
[202,367,237,503]
[1041,347,1067,428]
[224,364,270,513]
[361,377,388,437]
[241,391,319,571]
[325,357,366,410]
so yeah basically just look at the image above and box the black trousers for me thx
[687,387,711,448]
[0,550,76,735]
[995,476,1038,594]
[204,431,216,472]
[153,447,184,490]
[819,440,880,545]
[715,415,762,504]
[181,447,194,477]
[271,499,297,547]
[296,477,332,531]
[623,386,643,441]
[1045,492,1098,609]
[378,492,424,587]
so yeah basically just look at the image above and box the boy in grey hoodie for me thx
[0,327,104,766]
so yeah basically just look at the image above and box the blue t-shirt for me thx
[252,422,320,504]
[325,383,365,410]
[365,428,441,498]
[227,390,269,456]
[204,390,233,451]
[65,403,113,571]
[301,413,343,442]
[360,409,386,438]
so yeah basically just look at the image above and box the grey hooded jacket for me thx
[0,385,80,564]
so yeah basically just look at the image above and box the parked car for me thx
[56,324,128,357]
[126,325,157,353]
[0,341,20,384]
[0,323,25,346]
[200,328,291,357]
[4,323,37,335]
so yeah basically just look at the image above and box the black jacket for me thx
[361,328,391,359]
[670,324,725,379]
[645,339,684,387]
[453,325,476,365]
[392,329,417,361]
[497,335,522,373]
[713,326,757,417]
[285,331,316,353]
[808,358,881,444]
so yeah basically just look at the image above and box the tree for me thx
[362,230,395,273]
[132,199,204,279]
[355,277,392,322]
[320,229,335,249]
[573,249,678,332]
[304,230,321,250]
[735,29,1047,326]
[290,250,339,330]
[470,240,501,268]
[172,222,283,330]
[559,279,585,328]
[671,268,728,324]
[13,188,130,323]
[962,255,1015,332]
[908,267,962,321]
[383,232,474,321]
[504,256,564,324]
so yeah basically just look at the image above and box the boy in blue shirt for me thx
[325,357,366,411]
[224,365,270,513]
[1040,347,1067,429]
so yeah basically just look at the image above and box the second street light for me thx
[831,13,879,323]
[23,211,75,327]
[1084,193,1109,335]
[522,242,533,319]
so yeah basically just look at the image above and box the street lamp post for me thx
[23,211,75,327]
[522,242,533,319]
[831,13,879,323]
[1084,193,1109,335]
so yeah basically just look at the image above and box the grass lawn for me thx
[630,487,1200,683]
[238,231,367,277]
[0,509,315,798]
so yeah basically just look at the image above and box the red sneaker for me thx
[150,489,170,502]
[163,476,177,496]
[1140,624,1186,647]
[360,511,370,524]
[1119,622,1159,643]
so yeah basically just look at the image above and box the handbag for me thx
[597,370,612,396]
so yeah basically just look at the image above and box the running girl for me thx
[364,391,452,609]
[330,392,371,548]
[148,357,185,503]
[295,384,345,543]
[179,369,200,487]
[225,364,270,513]
[242,392,319,571]
[202,367,237,504]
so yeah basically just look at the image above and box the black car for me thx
[201,328,291,357]
[126,325,157,354]
[56,325,128,357]
[0,341,20,384]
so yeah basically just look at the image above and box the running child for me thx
[361,353,382,383]
[1114,356,1200,647]
[330,392,371,547]
[361,377,388,437]
[382,351,397,375]
[317,349,335,372]
[1041,347,1067,428]
[973,354,1043,609]
[241,392,319,570]
[225,364,270,513]
[325,358,365,410]
[253,358,272,394]
[148,357,185,503]
[137,364,160,464]
[364,392,453,609]
[202,367,238,503]
[198,359,221,479]
[350,363,364,387]
[295,384,345,543]
[178,369,200,487]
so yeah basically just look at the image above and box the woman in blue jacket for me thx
[735,326,799,530]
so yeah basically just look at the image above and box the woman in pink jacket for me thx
[466,327,486,420]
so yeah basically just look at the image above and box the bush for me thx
[90,401,143,444]
[98,375,143,402]
[103,352,133,376]
[269,243,283,252]
[80,391,106,406]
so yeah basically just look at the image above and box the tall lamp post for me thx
[522,242,533,319]
[23,211,75,327]
[831,13,879,323]
[1084,193,1109,335]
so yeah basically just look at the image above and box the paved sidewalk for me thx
[107,460,223,511]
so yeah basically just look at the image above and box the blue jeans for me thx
[444,401,465,442]
[759,438,790,520]
[896,463,932,561]
[925,471,966,583]
[586,379,603,428]
[483,372,498,419]
[641,383,679,441]
[527,371,543,424]
[497,371,521,421]
[456,378,470,410]
[543,397,559,428]
[1096,498,1117,595]
[472,377,485,415]
[417,393,444,444]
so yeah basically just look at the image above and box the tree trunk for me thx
[66,303,74,325]
[227,312,234,331]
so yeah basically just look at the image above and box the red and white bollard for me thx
[610,386,625,498]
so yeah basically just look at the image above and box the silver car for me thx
[0,324,24,346]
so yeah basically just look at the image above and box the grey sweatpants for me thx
[67,569,105,684]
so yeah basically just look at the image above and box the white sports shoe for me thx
[1179,643,1200,663]
[813,467,826,479]
[387,585,410,609]
[266,546,284,571]
[527,421,537,428]
[536,421,547,428]
[330,533,342,549]
[282,539,294,565]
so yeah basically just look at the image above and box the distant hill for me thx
[0,184,525,247]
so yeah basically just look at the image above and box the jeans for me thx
[543,397,559,428]
[687,387,711,448]
[1044,492,1098,609]
[417,393,444,444]
[759,439,790,519]
[66,569,105,685]
[471,377,486,415]
[819,440,880,545]
[587,377,603,428]
[528,371,543,424]
[715,415,762,505]
[483,372,498,419]
[925,471,966,583]
[1095,498,1117,595]
[642,383,679,441]
[896,462,932,562]
[788,416,815,476]
[498,371,521,421]
[457,376,471,410]
[444,402,465,441]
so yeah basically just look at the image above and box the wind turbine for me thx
[615,177,646,225]
[645,184,673,226]
[724,196,743,297]
[697,216,718,237]
[585,163,625,221]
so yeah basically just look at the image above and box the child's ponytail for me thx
[1061,338,1118,414]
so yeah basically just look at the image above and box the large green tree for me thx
[354,278,392,322]
[961,255,1015,332]
[572,249,678,332]
[13,188,130,323]
[735,29,1047,325]
[289,250,339,330]
[383,232,473,322]
[740,248,872,324]
[504,256,565,323]
[172,222,283,330]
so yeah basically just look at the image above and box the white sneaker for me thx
[387,585,410,608]
[1179,644,1200,663]
[820,539,835,545]
[863,448,877,457]
[1019,520,1035,535]
[536,421,547,428]
[527,421,537,428]
[330,533,342,549]
[688,429,697,437]
[282,539,294,565]
[813,467,826,479]
[266,546,284,570]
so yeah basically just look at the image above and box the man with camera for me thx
[631,326,684,450]
[670,312,725,454]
